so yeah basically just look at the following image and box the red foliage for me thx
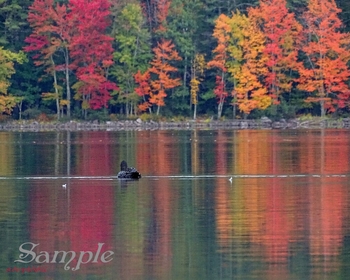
[68,0,117,109]
[24,35,49,63]
[214,75,228,101]
[25,0,117,110]
[78,67,118,109]
[154,0,171,31]
[249,0,301,103]
[24,0,57,64]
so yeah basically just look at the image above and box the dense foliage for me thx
[1,0,350,120]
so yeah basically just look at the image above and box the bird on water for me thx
[117,160,141,179]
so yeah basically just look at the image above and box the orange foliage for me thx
[298,0,350,115]
[134,70,152,112]
[208,14,232,117]
[154,0,171,32]
[207,14,231,72]
[148,39,182,114]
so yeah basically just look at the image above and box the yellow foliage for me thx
[0,95,17,115]
[82,100,90,110]
[0,47,25,114]
[42,92,58,101]
[190,54,206,105]
[60,99,70,107]
[225,11,269,115]
[190,78,200,105]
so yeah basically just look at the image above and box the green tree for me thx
[111,3,152,116]
[166,0,203,114]
[0,0,39,118]
[0,0,32,51]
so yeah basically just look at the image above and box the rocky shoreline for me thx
[1,117,350,131]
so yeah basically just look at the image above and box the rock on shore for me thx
[0,117,350,131]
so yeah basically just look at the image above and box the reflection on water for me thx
[0,129,350,279]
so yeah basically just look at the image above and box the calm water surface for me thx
[0,129,350,279]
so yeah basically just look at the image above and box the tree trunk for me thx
[320,99,325,117]
[218,100,223,119]
[64,47,71,119]
[217,73,226,119]
[50,56,60,120]
[18,99,23,120]
[319,86,326,117]
[183,56,187,102]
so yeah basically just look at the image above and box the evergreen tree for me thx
[166,0,203,114]
[0,0,32,51]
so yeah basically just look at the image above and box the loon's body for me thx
[117,160,141,179]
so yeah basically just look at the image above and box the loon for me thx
[117,160,141,179]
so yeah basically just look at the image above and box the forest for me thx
[1,0,350,121]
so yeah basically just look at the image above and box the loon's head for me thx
[120,160,128,171]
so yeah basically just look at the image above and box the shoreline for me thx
[1,117,350,131]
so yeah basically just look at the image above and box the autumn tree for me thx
[25,0,61,118]
[208,14,231,119]
[26,0,117,118]
[68,0,117,116]
[0,47,25,114]
[25,0,73,118]
[298,0,350,116]
[148,39,182,115]
[134,70,152,112]
[249,0,302,105]
[190,53,206,119]
[226,11,270,116]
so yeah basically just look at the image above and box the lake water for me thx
[1,129,350,279]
